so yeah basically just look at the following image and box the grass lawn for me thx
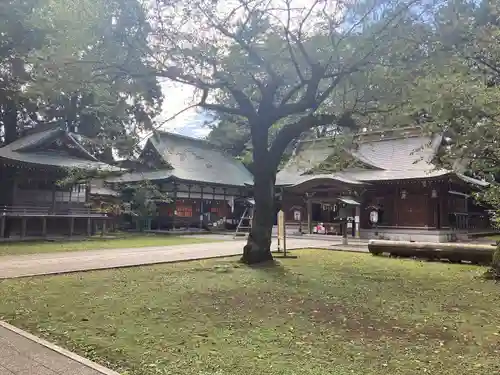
[0,250,499,375]
[0,234,221,256]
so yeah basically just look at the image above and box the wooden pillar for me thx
[11,173,18,206]
[200,186,204,228]
[0,216,5,238]
[355,205,361,238]
[21,217,27,239]
[42,217,47,237]
[87,217,91,236]
[69,217,75,237]
[211,186,216,222]
[307,198,312,234]
[465,196,469,230]
[51,185,56,213]
[223,188,227,217]
[101,219,106,236]
[172,182,178,230]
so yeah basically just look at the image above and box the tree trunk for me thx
[242,170,275,264]
[490,244,500,278]
[3,97,18,145]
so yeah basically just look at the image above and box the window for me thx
[176,205,193,217]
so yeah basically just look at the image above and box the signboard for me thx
[293,210,301,221]
[277,210,286,253]
[369,210,379,224]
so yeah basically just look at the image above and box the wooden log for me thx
[368,240,494,265]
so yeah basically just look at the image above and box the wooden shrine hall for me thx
[106,131,254,231]
[276,127,493,242]
[0,125,120,239]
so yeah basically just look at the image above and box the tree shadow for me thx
[240,258,293,281]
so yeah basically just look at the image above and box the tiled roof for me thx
[349,134,442,171]
[108,131,254,186]
[276,129,487,188]
[276,172,366,187]
[0,127,120,172]
[278,138,339,177]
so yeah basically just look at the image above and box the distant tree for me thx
[0,0,45,144]
[0,0,162,159]
[401,0,500,277]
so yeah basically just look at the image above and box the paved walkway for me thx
[0,321,118,375]
[0,236,367,279]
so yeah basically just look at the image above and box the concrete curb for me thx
[0,320,120,375]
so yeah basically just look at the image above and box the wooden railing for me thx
[449,212,491,230]
[0,205,108,217]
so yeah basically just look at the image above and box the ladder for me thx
[233,206,253,238]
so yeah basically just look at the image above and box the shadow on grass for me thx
[242,258,293,281]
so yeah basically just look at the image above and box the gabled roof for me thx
[276,127,488,188]
[108,131,254,187]
[0,126,119,171]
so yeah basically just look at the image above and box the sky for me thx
[155,81,212,139]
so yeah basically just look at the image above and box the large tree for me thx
[405,0,500,277]
[115,0,435,264]
[0,0,45,144]
[0,0,162,159]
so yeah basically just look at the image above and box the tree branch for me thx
[268,113,339,169]
[197,1,280,83]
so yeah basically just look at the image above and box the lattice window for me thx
[176,205,193,217]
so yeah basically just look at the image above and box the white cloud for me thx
[155,79,211,139]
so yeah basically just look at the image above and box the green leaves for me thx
[1,0,161,158]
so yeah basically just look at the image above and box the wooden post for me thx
[87,217,91,236]
[0,216,5,238]
[355,205,361,238]
[42,217,47,238]
[51,185,56,213]
[342,222,348,245]
[307,198,312,234]
[21,217,27,239]
[101,219,106,236]
[69,217,75,237]
[223,187,227,213]
[465,195,469,230]
[200,186,204,229]
[172,182,178,231]
[211,186,216,222]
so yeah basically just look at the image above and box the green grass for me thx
[487,235,500,242]
[0,250,499,375]
[0,234,220,256]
